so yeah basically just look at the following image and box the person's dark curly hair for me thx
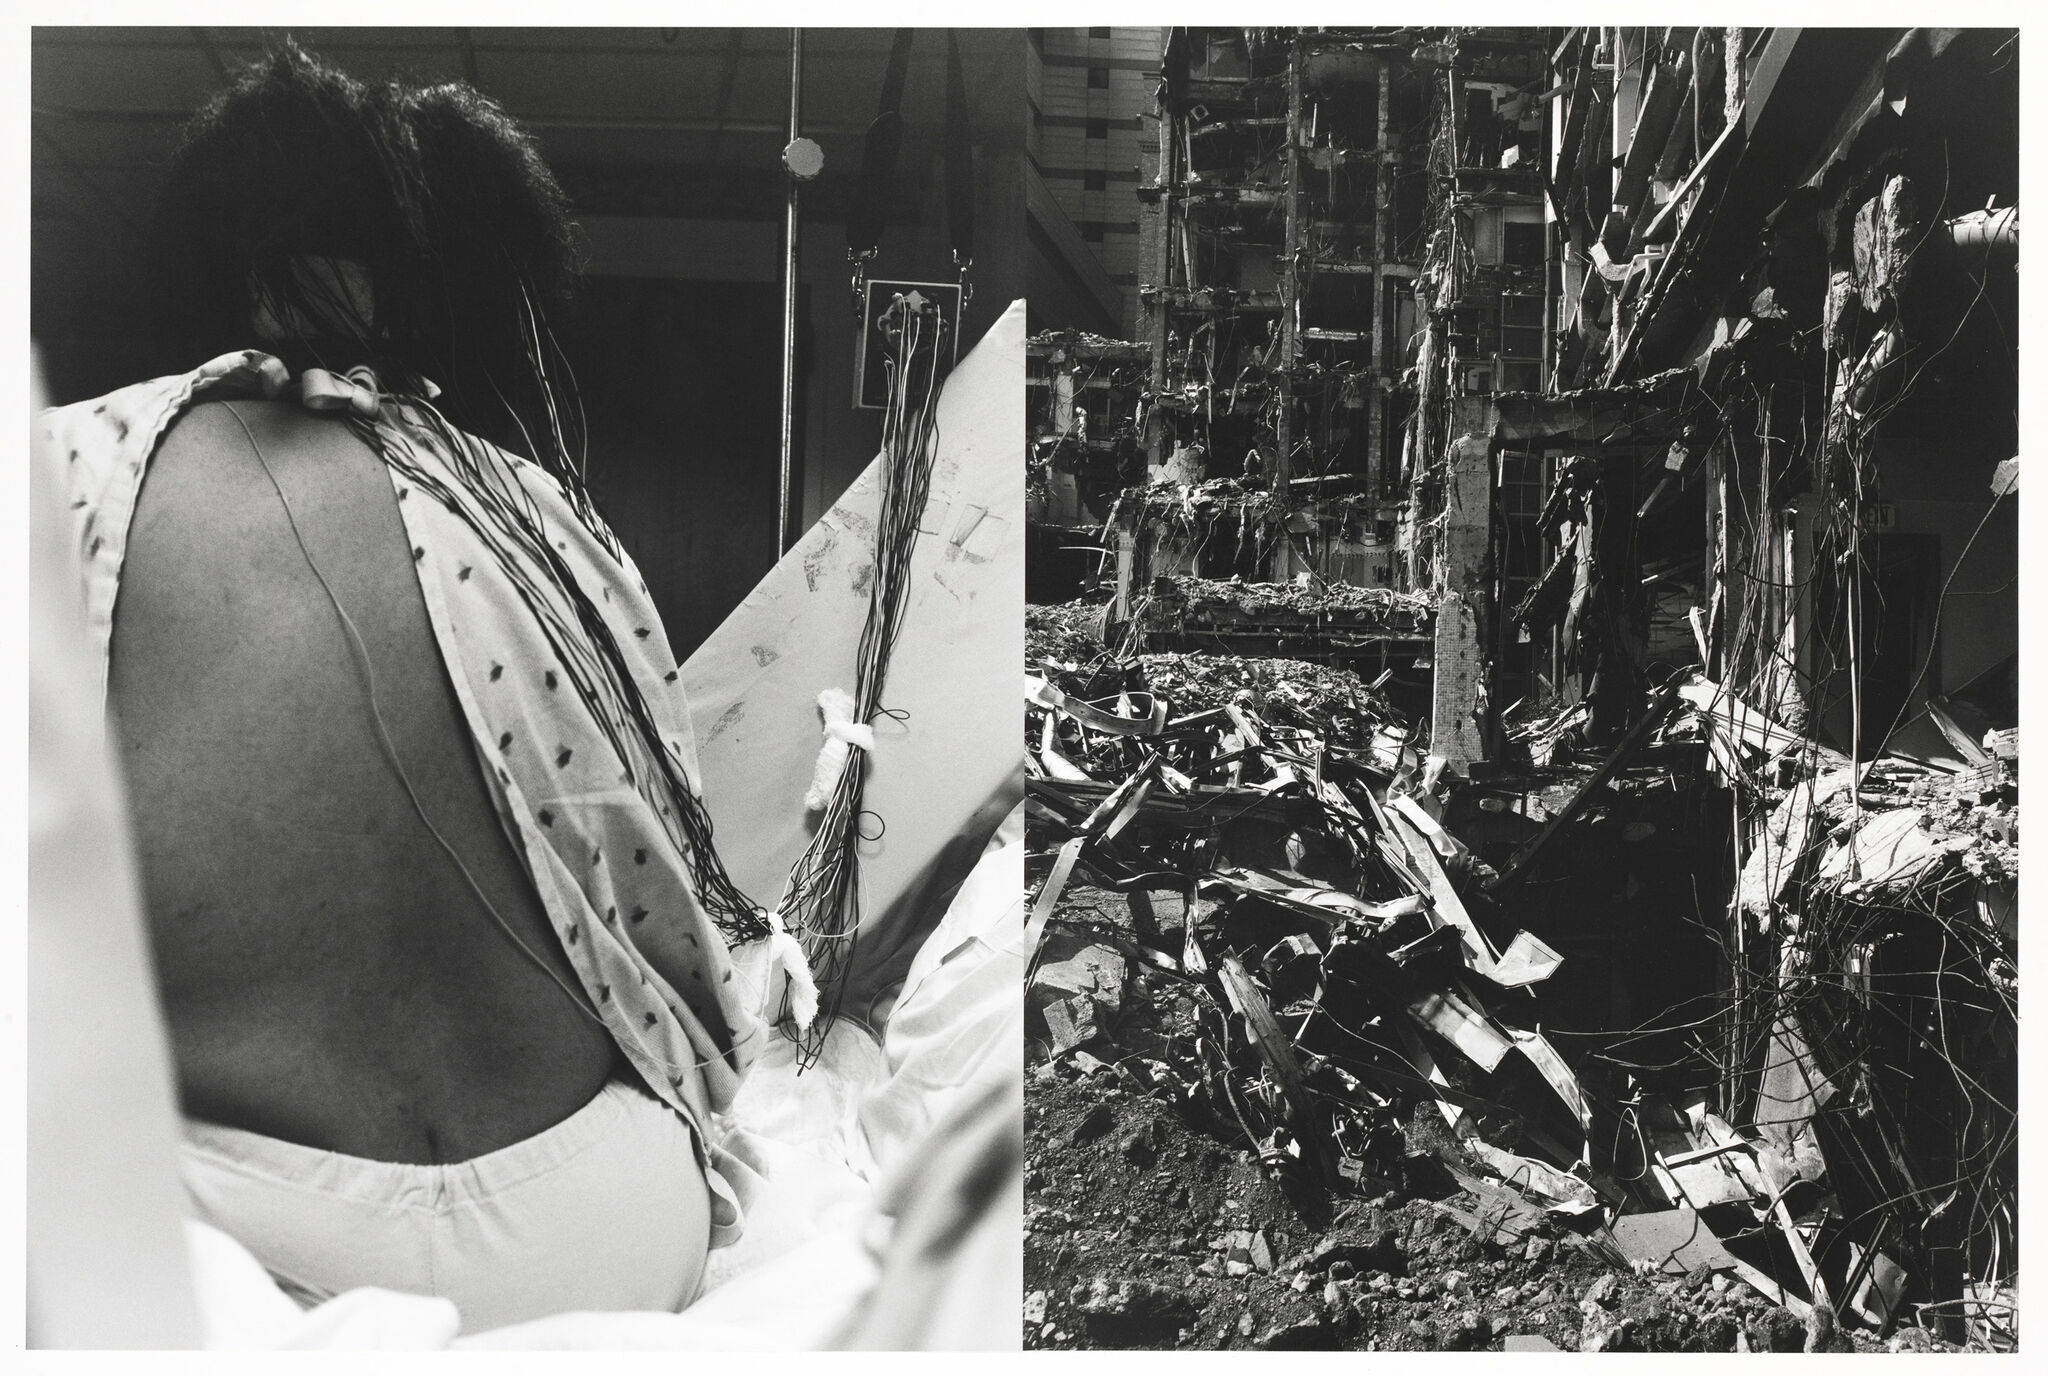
[385,78,586,464]
[150,39,584,471]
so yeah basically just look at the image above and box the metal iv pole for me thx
[777,28,805,554]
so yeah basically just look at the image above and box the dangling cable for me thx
[775,292,952,1063]
[218,399,761,1081]
[220,402,601,1025]
[357,394,773,952]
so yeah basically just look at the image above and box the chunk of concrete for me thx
[1030,930,1127,1017]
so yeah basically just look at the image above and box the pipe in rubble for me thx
[1948,204,2018,257]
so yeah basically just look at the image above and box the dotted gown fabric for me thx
[45,350,770,1250]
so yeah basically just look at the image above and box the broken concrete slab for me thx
[1845,1242,1906,1328]
[1752,1016,1834,1182]
[1607,1206,1739,1278]
[1043,995,1101,1055]
[1030,929,1128,1019]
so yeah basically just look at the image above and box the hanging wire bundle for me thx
[206,191,774,957]
[776,291,954,1060]
[350,390,774,959]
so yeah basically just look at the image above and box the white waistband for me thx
[180,1077,714,1330]
[182,1078,669,1215]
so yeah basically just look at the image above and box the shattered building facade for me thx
[1505,26,2019,1337]
[1403,21,2019,1337]
[1028,330,1150,600]
[1116,30,1448,611]
[1027,26,2016,1353]
[1105,30,1550,687]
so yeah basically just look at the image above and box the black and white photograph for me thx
[1023,25,2020,1353]
[28,25,1024,1348]
[17,14,2036,1360]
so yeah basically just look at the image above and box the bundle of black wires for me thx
[777,293,953,1058]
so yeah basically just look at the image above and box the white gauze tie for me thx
[765,906,820,1032]
[804,686,874,813]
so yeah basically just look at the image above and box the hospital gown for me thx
[44,350,772,1252]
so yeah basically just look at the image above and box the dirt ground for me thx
[1022,886,1959,1354]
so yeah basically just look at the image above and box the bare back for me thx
[109,399,622,1164]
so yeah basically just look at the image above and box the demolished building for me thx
[1029,329,1150,600]
[1450,26,2020,1339]
[1027,25,2016,1353]
[1080,29,1516,686]
[1120,28,1452,606]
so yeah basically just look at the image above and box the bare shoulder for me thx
[155,396,364,470]
[132,399,387,584]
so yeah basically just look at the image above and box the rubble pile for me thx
[1164,575,1434,626]
[1027,600,1111,668]
[1024,650,2012,1351]
[1721,722,2020,1355]
[1112,575,1437,664]
[1130,654,1403,737]
[1028,597,1416,746]
[1026,1068,1840,1353]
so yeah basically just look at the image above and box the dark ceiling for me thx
[33,26,1023,391]
[33,26,1019,213]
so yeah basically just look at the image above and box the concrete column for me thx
[1723,28,1745,130]
[1370,53,1392,497]
[1112,520,1139,624]
[1429,399,1495,774]
[1272,38,1304,583]
[1144,68,1175,468]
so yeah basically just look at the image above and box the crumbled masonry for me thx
[1025,603,2013,1351]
